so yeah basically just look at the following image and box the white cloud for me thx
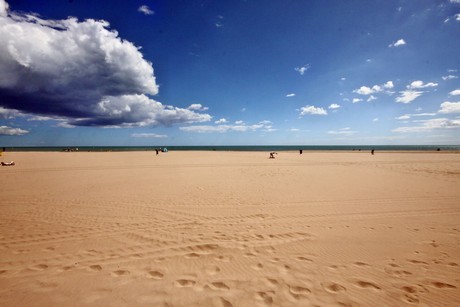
[456,13,460,21]
[373,118,379,122]
[328,103,340,109]
[235,120,244,125]
[286,93,296,97]
[138,5,154,15]
[353,81,393,96]
[180,121,274,133]
[389,39,406,47]
[408,80,438,89]
[449,89,460,96]
[328,127,356,135]
[131,133,167,138]
[367,95,377,102]
[0,2,211,127]
[299,105,327,116]
[395,90,423,104]
[352,98,363,103]
[438,101,460,114]
[0,0,8,16]
[442,75,458,80]
[393,118,460,132]
[366,59,372,62]
[396,113,436,120]
[294,64,311,75]
[214,118,228,124]
[290,128,300,132]
[384,81,394,89]
[341,77,346,81]
[187,104,209,111]
[215,15,224,27]
[394,80,438,104]
[0,125,28,135]
[0,106,21,119]
[450,0,460,3]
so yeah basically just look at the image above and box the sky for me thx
[0,0,459,146]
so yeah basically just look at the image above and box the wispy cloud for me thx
[442,75,458,80]
[299,105,327,115]
[352,98,363,103]
[438,101,460,114]
[180,121,274,133]
[286,93,296,97]
[328,127,356,135]
[214,118,228,124]
[395,80,438,104]
[0,125,29,135]
[187,104,209,111]
[138,5,154,15]
[131,133,167,138]
[395,90,423,104]
[393,118,460,132]
[294,64,311,75]
[449,89,460,96]
[389,38,406,47]
[328,103,340,109]
[408,80,438,89]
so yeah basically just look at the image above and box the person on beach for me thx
[299,149,303,154]
[155,148,159,155]
[1,161,15,166]
[269,152,277,159]
[371,149,375,155]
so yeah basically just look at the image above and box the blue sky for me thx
[1,0,459,146]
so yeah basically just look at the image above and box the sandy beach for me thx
[0,150,459,306]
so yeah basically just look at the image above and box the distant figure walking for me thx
[371,149,375,155]
[299,149,303,154]
[155,148,159,155]
[269,152,277,159]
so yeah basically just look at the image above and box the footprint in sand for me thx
[208,281,230,291]
[147,270,164,279]
[401,286,417,294]
[174,279,196,287]
[89,265,102,272]
[429,281,456,289]
[256,291,275,305]
[296,256,313,263]
[354,281,381,290]
[353,262,369,267]
[204,265,221,275]
[185,253,201,259]
[289,285,311,299]
[264,278,279,287]
[323,282,346,293]
[111,270,130,277]
[215,255,231,262]
[251,263,264,270]
[33,264,48,271]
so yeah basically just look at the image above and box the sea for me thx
[2,145,460,152]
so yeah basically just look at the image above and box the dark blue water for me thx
[3,145,460,152]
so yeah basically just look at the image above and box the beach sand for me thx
[0,150,459,306]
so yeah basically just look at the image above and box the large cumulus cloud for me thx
[0,0,211,127]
